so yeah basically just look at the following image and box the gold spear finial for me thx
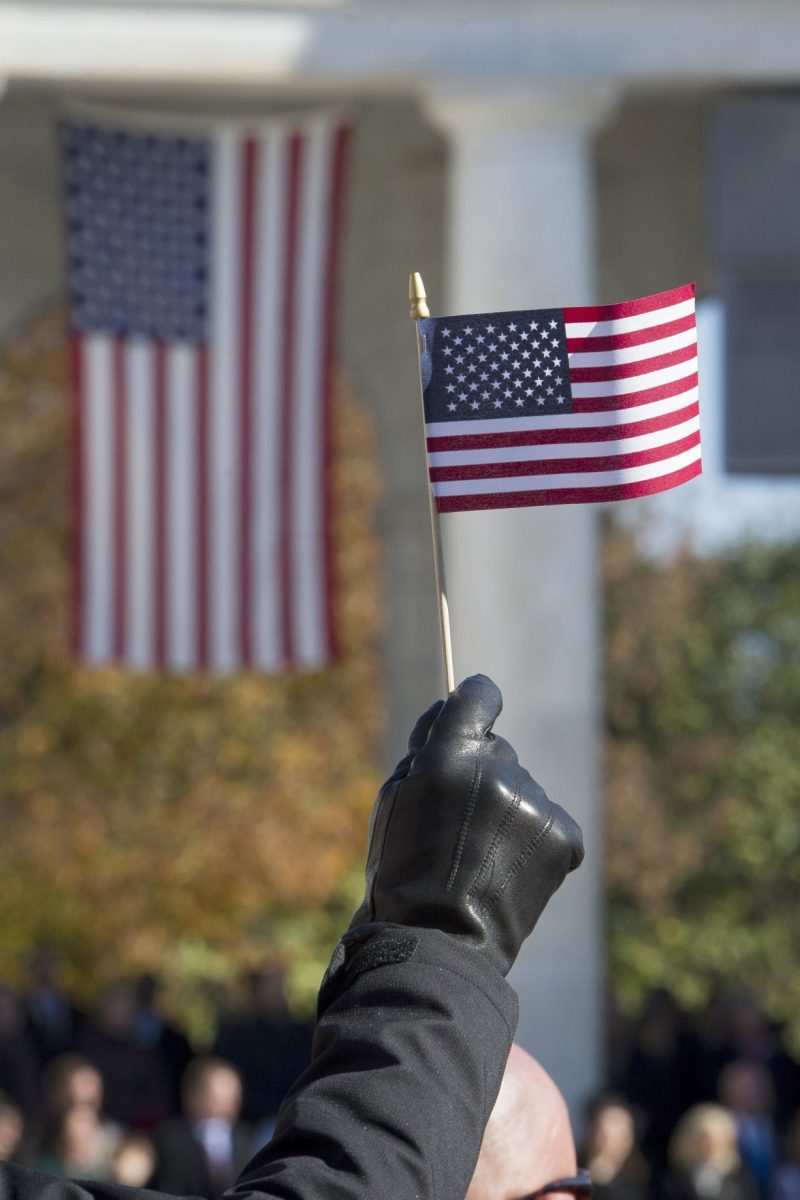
[409,271,430,320]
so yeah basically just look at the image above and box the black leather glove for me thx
[348,674,584,977]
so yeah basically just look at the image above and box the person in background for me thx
[110,1135,156,1190]
[683,987,735,1106]
[77,983,172,1130]
[0,987,41,1129]
[663,1104,758,1200]
[774,1109,800,1200]
[213,966,312,1127]
[718,1060,776,1200]
[582,1094,651,1200]
[24,950,82,1068]
[722,999,800,1140]
[31,1106,114,1181]
[42,1055,106,1120]
[153,1058,251,1198]
[133,976,193,1119]
[35,1055,120,1180]
[623,990,695,1172]
[0,1096,24,1165]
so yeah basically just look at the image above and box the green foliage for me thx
[0,311,384,1034]
[604,520,800,1043]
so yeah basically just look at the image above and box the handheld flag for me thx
[417,284,700,512]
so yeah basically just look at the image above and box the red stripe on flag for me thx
[563,283,695,324]
[319,124,349,660]
[568,341,697,383]
[69,335,84,658]
[196,346,210,670]
[426,401,699,453]
[112,337,127,662]
[279,133,302,667]
[566,312,697,353]
[572,372,699,413]
[239,137,257,669]
[154,342,168,668]
[435,458,703,512]
[428,432,701,482]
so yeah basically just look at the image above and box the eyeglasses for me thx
[519,1168,593,1200]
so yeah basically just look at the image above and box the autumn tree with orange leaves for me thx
[0,311,384,1034]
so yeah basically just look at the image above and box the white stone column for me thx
[425,83,618,1121]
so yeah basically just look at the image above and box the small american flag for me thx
[62,112,349,672]
[418,284,700,512]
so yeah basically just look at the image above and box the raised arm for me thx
[0,675,583,1200]
[229,674,583,1200]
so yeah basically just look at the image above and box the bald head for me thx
[467,1045,577,1200]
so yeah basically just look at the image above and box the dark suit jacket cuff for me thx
[318,922,518,1035]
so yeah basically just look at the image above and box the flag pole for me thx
[410,271,455,695]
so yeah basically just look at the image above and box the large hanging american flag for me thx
[62,112,349,672]
[418,284,700,512]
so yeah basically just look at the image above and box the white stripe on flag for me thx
[252,128,286,671]
[292,120,330,668]
[425,384,700,438]
[83,334,115,663]
[209,130,241,671]
[427,413,701,467]
[568,326,697,368]
[431,442,702,497]
[125,339,155,669]
[570,355,698,399]
[564,297,695,339]
[166,343,197,672]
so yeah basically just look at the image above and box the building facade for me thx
[2,0,800,1116]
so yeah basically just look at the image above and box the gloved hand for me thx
[349,674,584,977]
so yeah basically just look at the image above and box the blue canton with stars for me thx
[418,310,573,422]
[61,122,210,342]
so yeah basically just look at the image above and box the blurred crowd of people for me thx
[0,950,312,1195]
[3,952,800,1200]
[586,989,800,1200]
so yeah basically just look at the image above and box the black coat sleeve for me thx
[0,926,518,1200]
[230,925,519,1200]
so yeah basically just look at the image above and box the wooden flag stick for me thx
[410,271,455,695]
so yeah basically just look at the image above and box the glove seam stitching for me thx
[482,813,556,910]
[445,755,483,893]
[468,775,521,901]
[366,787,399,921]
